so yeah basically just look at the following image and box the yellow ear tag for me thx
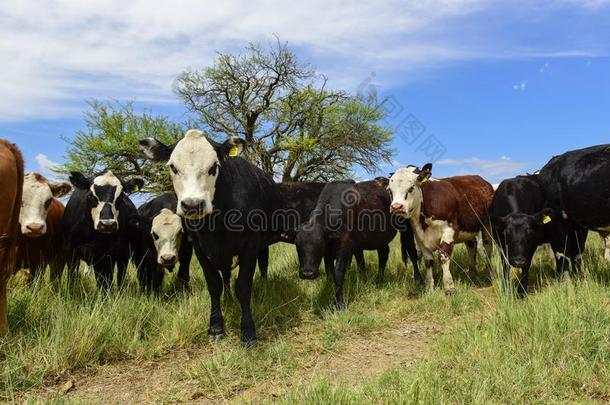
[542,215,551,224]
[421,177,430,183]
[228,145,239,157]
[133,184,139,192]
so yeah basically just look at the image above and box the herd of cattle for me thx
[1,130,609,347]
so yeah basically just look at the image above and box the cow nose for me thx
[512,257,527,267]
[97,219,118,232]
[181,198,205,214]
[299,268,320,280]
[390,203,404,213]
[160,253,177,264]
[26,223,44,233]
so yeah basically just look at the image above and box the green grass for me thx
[1,235,609,403]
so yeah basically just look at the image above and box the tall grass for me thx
[1,234,608,402]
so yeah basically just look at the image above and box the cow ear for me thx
[123,178,145,194]
[49,182,72,198]
[139,138,174,162]
[217,137,246,160]
[488,215,507,230]
[417,163,432,183]
[69,172,91,189]
[535,208,554,225]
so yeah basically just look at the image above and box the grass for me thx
[1,234,609,403]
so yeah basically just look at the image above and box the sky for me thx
[1,0,609,184]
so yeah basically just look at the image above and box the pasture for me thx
[2,233,609,403]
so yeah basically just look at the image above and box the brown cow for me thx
[16,173,71,282]
[388,164,494,293]
[0,140,24,336]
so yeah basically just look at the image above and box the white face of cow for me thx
[90,171,123,233]
[167,130,220,219]
[151,208,183,266]
[388,164,432,218]
[20,173,71,237]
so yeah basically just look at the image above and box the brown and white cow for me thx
[0,140,24,336]
[388,164,494,293]
[16,173,71,282]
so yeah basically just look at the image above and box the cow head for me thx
[490,208,554,268]
[295,221,325,280]
[20,173,71,236]
[151,208,183,267]
[70,170,144,233]
[388,163,432,218]
[139,130,246,219]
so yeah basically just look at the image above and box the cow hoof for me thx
[242,338,258,349]
[444,288,456,296]
[209,333,225,343]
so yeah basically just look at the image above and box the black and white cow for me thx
[140,129,282,347]
[489,175,554,296]
[63,170,143,290]
[134,192,193,293]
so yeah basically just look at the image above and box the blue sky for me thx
[1,0,609,184]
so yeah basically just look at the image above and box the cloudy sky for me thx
[1,0,609,182]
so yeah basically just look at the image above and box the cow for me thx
[295,179,420,309]
[488,175,554,297]
[16,173,72,283]
[389,164,494,294]
[63,170,143,290]
[0,140,24,336]
[531,145,610,278]
[134,192,192,293]
[140,129,283,347]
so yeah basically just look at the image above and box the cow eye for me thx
[44,198,52,209]
[87,194,99,206]
[169,164,179,175]
[208,163,218,176]
[152,232,159,241]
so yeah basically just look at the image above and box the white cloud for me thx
[0,0,607,121]
[436,156,530,182]
[35,153,60,179]
[512,80,528,91]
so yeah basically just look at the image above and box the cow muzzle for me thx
[180,198,207,219]
[299,268,320,280]
[390,202,406,215]
[23,222,46,237]
[97,219,118,233]
[159,253,178,267]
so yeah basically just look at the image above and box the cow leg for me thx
[323,249,335,277]
[93,260,113,291]
[354,250,365,273]
[221,268,231,297]
[401,229,423,286]
[422,249,435,292]
[151,265,164,294]
[439,240,456,294]
[465,240,478,274]
[235,251,257,347]
[0,267,8,337]
[601,232,610,263]
[196,252,225,339]
[481,229,494,279]
[116,258,128,290]
[177,240,192,291]
[570,227,588,276]
[377,245,390,282]
[257,247,269,279]
[49,257,65,288]
[333,247,353,310]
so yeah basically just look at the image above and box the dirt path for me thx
[27,321,442,404]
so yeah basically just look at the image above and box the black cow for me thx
[63,170,143,290]
[134,192,193,293]
[295,179,419,309]
[140,129,282,347]
[489,175,554,296]
[534,146,610,276]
